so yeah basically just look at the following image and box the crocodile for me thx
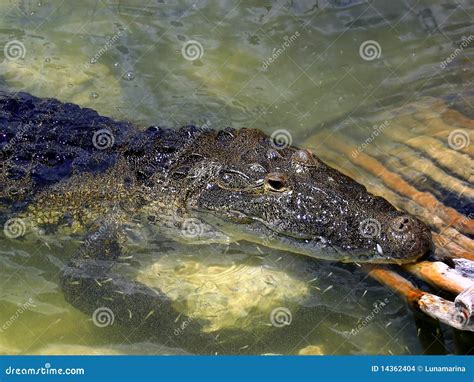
[0,91,433,350]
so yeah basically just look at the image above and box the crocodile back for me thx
[0,91,136,211]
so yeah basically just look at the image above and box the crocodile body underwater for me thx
[0,91,433,350]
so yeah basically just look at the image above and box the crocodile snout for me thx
[384,214,433,263]
[390,215,415,233]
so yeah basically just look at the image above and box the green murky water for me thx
[0,0,472,355]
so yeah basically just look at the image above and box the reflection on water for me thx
[0,0,472,354]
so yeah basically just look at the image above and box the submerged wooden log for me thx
[418,294,472,332]
[382,131,472,181]
[380,148,473,200]
[455,286,474,328]
[368,267,474,332]
[432,237,474,261]
[403,261,474,294]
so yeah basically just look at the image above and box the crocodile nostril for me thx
[391,216,412,233]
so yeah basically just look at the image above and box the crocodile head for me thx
[181,128,432,264]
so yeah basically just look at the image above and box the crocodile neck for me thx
[0,92,211,234]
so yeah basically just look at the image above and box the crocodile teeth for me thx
[376,244,384,255]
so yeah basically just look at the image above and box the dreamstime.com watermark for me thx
[4,363,84,376]
[351,120,390,159]
[92,128,115,150]
[440,35,473,69]
[351,298,389,336]
[182,40,204,61]
[174,314,196,336]
[448,129,470,151]
[0,298,35,333]
[181,218,205,239]
[436,212,473,249]
[358,218,382,239]
[270,129,293,149]
[270,307,292,327]
[3,40,26,61]
[262,31,300,70]
[92,307,115,328]
[0,122,31,160]
[3,217,27,239]
[84,30,124,69]
[80,216,116,250]
[359,40,381,61]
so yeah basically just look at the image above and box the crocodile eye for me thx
[265,172,288,192]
